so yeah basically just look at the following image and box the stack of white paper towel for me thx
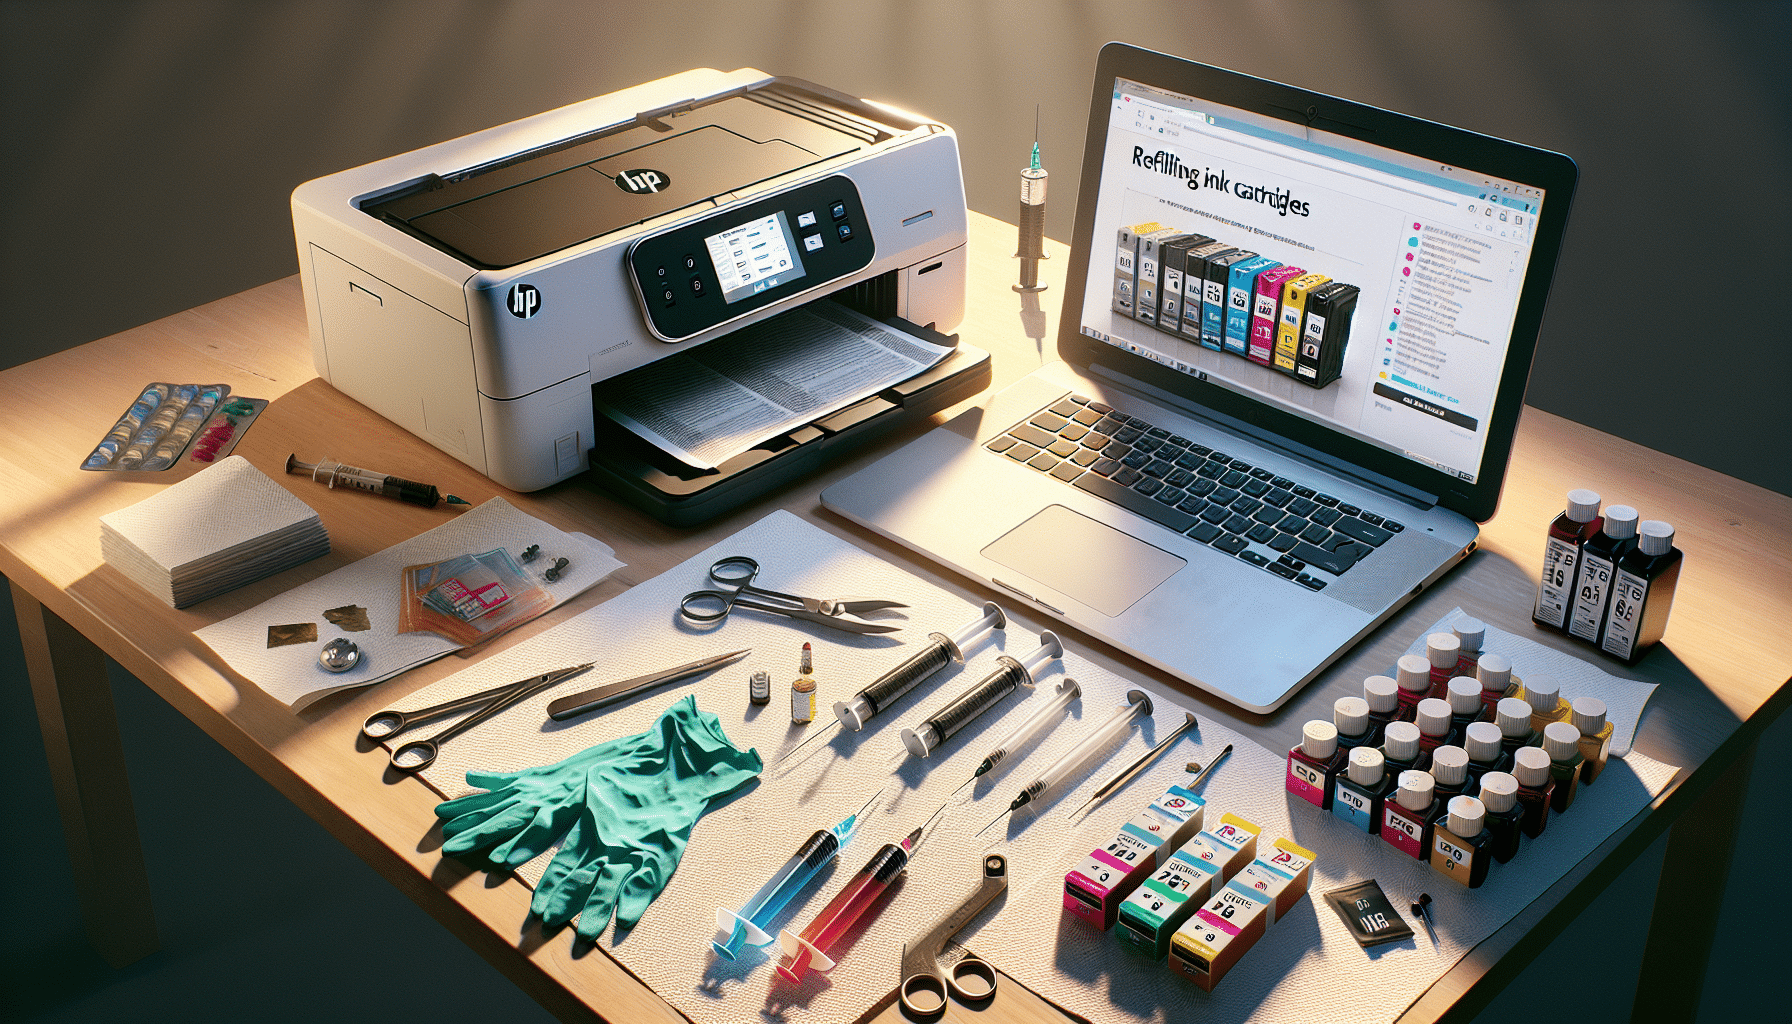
[99,455,329,608]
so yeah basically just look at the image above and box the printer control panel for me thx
[628,174,874,341]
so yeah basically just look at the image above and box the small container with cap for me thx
[1495,697,1539,756]
[1462,721,1512,788]
[1394,654,1432,719]
[1286,721,1348,810]
[1568,504,1640,646]
[1362,676,1402,740]
[1535,488,1604,631]
[1542,721,1585,813]
[1429,745,1472,800]
[1380,769,1443,860]
[1380,720,1430,775]
[1452,617,1486,678]
[1601,520,1683,664]
[791,643,817,724]
[1447,676,1487,733]
[1572,697,1615,783]
[1519,675,1571,734]
[1510,747,1555,838]
[1332,747,1395,834]
[1424,633,1462,699]
[1477,772,1524,863]
[1414,697,1459,754]
[1431,795,1494,888]
[1477,652,1519,715]
[1332,696,1377,753]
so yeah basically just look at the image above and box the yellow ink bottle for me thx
[1572,697,1615,784]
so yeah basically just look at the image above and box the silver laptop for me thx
[824,43,1577,712]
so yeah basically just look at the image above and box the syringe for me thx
[712,788,884,960]
[976,688,1153,837]
[775,809,942,983]
[285,453,448,508]
[900,631,1062,758]
[944,677,1082,803]
[775,603,1006,767]
[1014,107,1049,293]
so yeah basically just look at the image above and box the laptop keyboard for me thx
[986,394,1404,591]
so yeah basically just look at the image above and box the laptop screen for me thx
[1063,47,1577,521]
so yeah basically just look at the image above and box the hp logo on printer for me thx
[616,168,672,194]
[507,284,542,319]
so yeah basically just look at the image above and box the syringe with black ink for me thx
[1014,107,1049,293]
[900,631,1063,758]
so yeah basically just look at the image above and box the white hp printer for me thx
[292,68,985,522]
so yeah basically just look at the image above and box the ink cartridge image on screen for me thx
[1224,256,1279,357]
[1181,241,1234,345]
[1275,273,1331,375]
[1113,223,1155,319]
[1294,281,1358,388]
[1202,250,1255,352]
[1158,234,1212,338]
[1135,227,1184,327]
[1249,265,1304,365]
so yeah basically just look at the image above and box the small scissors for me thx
[364,663,594,772]
[898,853,1006,1019]
[680,556,906,634]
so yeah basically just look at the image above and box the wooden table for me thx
[6,212,1789,1024]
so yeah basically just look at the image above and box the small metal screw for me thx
[521,544,541,562]
[544,557,570,582]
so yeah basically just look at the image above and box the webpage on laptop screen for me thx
[1081,78,1548,484]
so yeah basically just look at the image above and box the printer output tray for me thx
[587,315,988,526]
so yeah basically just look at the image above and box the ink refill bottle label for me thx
[1415,698,1458,754]
[1430,745,1471,801]
[1381,721,1429,775]
[1462,721,1511,789]
[1395,655,1432,719]
[1535,488,1603,630]
[1542,721,1584,813]
[1452,618,1486,677]
[1511,746,1555,838]
[790,643,816,724]
[1431,795,1493,889]
[1447,677,1487,733]
[1495,697,1539,756]
[1333,697,1377,753]
[1478,772,1524,864]
[1381,769,1441,860]
[1477,653,1517,715]
[1568,504,1639,645]
[1601,520,1683,664]
[1520,675,1571,734]
[1425,633,1462,699]
[1572,697,1615,784]
[1332,746,1393,834]
[1363,676,1401,740]
[1287,721,1347,809]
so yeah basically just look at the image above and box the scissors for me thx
[364,663,594,772]
[897,853,1007,1019]
[680,556,906,634]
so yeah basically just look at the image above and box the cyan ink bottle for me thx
[1520,675,1571,735]
[1534,488,1603,631]
[1380,720,1429,775]
[1477,772,1524,864]
[1494,697,1539,757]
[1542,721,1584,813]
[1429,745,1471,801]
[1572,697,1615,784]
[1452,617,1486,678]
[1567,504,1639,646]
[1447,677,1487,733]
[1415,698,1458,754]
[1332,747,1394,835]
[1394,654,1431,720]
[1462,721,1511,789]
[1333,697,1377,753]
[1363,676,1401,742]
[1425,633,1461,699]
[1431,795,1493,889]
[1286,721,1347,810]
[1380,769,1442,861]
[1601,520,1683,664]
[1510,746,1555,838]
[1477,653,1515,716]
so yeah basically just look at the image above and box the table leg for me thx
[12,581,160,967]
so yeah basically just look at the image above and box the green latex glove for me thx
[530,695,762,939]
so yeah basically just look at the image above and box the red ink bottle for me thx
[1286,721,1346,810]
[1394,655,1431,719]
[1446,677,1487,733]
[1462,721,1511,789]
[1534,488,1603,631]
[1415,698,1458,754]
[1572,697,1615,784]
[1333,697,1377,753]
[1429,745,1471,801]
[1452,617,1486,677]
[1494,697,1539,757]
[1477,653,1517,716]
[1510,746,1554,838]
[1542,721,1584,813]
[1477,772,1524,864]
[1567,505,1639,646]
[1380,769,1442,861]
[1332,746,1394,835]
[1424,633,1461,699]
[1380,720,1429,775]
[1600,520,1683,664]
[1430,795,1493,889]
[1363,676,1401,741]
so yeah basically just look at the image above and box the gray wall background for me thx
[2,0,1789,495]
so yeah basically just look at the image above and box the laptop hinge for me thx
[1089,364,1442,510]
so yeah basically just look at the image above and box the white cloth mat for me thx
[402,510,1676,1024]
[195,498,623,710]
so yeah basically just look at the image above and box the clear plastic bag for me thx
[399,548,553,646]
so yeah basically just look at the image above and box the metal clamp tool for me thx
[897,853,1007,1018]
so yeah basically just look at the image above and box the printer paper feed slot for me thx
[592,302,952,470]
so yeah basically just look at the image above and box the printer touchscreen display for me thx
[705,211,808,304]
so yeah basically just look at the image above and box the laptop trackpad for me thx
[982,505,1186,617]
